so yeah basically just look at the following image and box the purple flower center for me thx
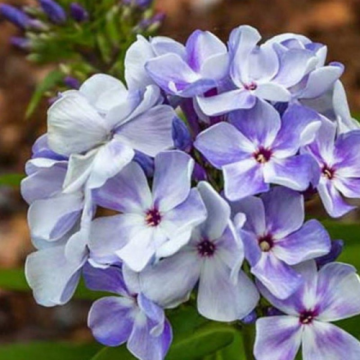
[258,234,273,252]
[322,164,335,180]
[145,208,162,227]
[244,82,257,91]
[254,147,272,164]
[197,239,216,257]
[299,310,317,325]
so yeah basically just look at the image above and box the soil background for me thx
[0,0,359,346]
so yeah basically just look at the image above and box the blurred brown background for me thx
[0,0,359,346]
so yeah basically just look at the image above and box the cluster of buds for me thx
[21,25,360,360]
[0,0,164,113]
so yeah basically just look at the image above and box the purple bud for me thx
[241,310,257,324]
[70,3,89,22]
[10,36,31,50]
[133,151,154,178]
[316,240,344,268]
[172,117,192,152]
[138,12,165,30]
[193,163,207,182]
[64,76,80,90]
[0,4,32,29]
[266,307,284,317]
[136,0,153,7]
[39,0,66,24]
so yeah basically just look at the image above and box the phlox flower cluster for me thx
[21,25,360,360]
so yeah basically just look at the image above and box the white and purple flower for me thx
[255,260,360,360]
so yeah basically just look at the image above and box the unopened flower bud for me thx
[39,0,67,24]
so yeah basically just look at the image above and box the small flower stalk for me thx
[21,23,360,360]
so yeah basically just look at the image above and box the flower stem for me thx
[242,324,256,360]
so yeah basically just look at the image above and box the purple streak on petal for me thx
[272,104,322,155]
[25,245,83,307]
[88,214,145,267]
[83,262,129,296]
[194,122,253,168]
[21,164,66,204]
[160,188,207,241]
[28,193,83,241]
[223,159,269,201]
[316,262,360,322]
[264,154,315,191]
[152,151,194,212]
[229,99,281,148]
[261,187,304,240]
[137,294,165,335]
[127,316,172,360]
[273,220,331,265]
[93,162,151,214]
[88,296,134,347]
[302,321,360,360]
[334,130,360,177]
[318,179,355,218]
[254,316,302,360]
[251,253,302,299]
[196,89,256,117]
[334,177,360,198]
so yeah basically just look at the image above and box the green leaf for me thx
[0,268,106,301]
[0,173,25,187]
[91,306,235,360]
[323,221,360,268]
[0,342,102,360]
[26,70,64,119]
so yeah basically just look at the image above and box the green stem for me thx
[242,324,256,360]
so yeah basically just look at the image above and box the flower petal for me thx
[197,181,231,240]
[274,220,331,265]
[79,74,128,112]
[88,296,134,346]
[229,99,281,148]
[25,245,84,307]
[223,159,269,201]
[28,193,83,241]
[94,161,152,213]
[261,187,304,239]
[194,122,254,168]
[252,253,302,299]
[264,155,315,191]
[198,257,259,321]
[152,151,194,212]
[318,179,355,218]
[302,321,360,360]
[254,316,302,360]
[115,105,174,157]
[316,262,360,322]
[48,92,108,156]
[86,139,135,190]
[89,214,145,266]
